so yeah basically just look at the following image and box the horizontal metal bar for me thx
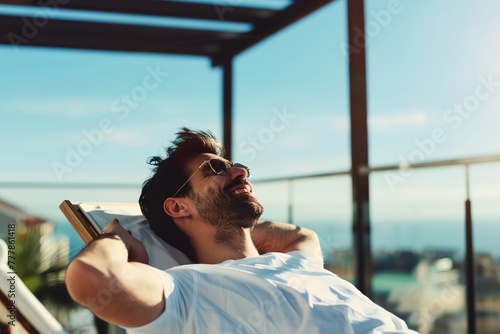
[0,182,138,189]
[0,171,352,189]
[251,169,351,184]
[358,154,500,175]
[2,154,499,189]
[253,154,500,184]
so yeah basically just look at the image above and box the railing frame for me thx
[2,154,500,334]
[252,154,500,334]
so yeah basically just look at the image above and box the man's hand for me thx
[101,218,149,264]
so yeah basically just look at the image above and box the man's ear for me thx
[163,197,191,218]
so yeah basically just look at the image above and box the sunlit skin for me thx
[163,153,261,264]
[181,153,256,200]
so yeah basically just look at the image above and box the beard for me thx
[190,188,264,244]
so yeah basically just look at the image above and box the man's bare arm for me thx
[65,220,165,328]
[251,221,324,265]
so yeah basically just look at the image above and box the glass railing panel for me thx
[470,163,500,334]
[253,175,354,281]
[370,166,468,334]
[291,176,354,281]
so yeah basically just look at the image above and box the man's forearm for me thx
[252,221,324,265]
[252,221,298,253]
[66,234,130,305]
[76,233,129,272]
[252,221,320,253]
[65,230,164,327]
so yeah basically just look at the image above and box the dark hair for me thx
[138,127,224,262]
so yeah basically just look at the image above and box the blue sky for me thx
[1,0,499,254]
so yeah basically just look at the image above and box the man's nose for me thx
[229,165,249,180]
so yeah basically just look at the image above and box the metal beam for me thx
[0,1,333,62]
[0,14,242,56]
[464,166,477,334]
[222,58,233,160]
[0,0,277,23]
[347,0,372,296]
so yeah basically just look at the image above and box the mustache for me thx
[223,178,246,192]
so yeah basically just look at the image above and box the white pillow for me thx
[79,203,192,269]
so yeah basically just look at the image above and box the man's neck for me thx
[195,228,259,264]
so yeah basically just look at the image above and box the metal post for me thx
[222,58,233,161]
[464,164,476,334]
[347,0,372,296]
[287,180,294,225]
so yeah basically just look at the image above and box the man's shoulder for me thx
[163,251,322,276]
[221,251,323,270]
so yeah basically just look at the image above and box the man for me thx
[65,128,418,333]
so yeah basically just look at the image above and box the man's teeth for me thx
[233,188,248,194]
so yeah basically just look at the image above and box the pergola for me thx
[0,2,480,333]
[0,0,410,299]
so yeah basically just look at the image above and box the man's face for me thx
[185,153,264,238]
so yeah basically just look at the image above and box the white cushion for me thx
[79,203,192,269]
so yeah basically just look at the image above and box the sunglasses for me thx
[172,158,250,197]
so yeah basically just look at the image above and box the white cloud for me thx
[369,110,428,131]
[105,128,150,147]
[5,96,110,117]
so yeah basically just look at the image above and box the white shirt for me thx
[125,251,418,334]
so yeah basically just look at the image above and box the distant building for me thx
[0,199,46,234]
[0,199,25,240]
[0,198,69,280]
[475,253,500,334]
[374,250,421,272]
